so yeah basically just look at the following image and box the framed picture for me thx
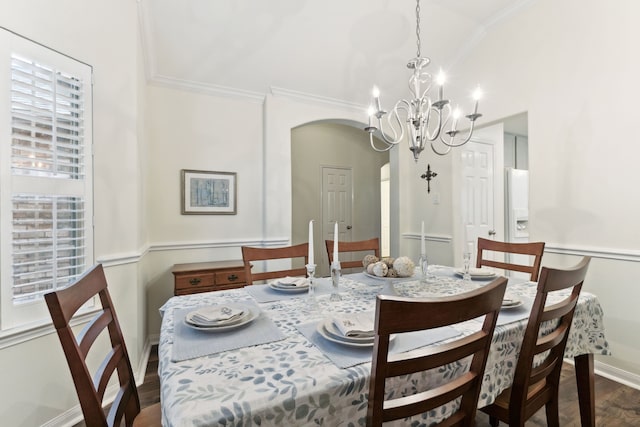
[181,169,237,215]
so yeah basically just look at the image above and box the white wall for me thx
[447,0,640,379]
[143,84,265,334]
[0,1,145,426]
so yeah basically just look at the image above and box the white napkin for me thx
[190,305,245,325]
[468,267,494,276]
[274,277,308,287]
[333,312,375,338]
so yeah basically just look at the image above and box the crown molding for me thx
[270,86,366,112]
[148,74,266,103]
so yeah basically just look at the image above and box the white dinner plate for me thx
[453,268,497,280]
[501,297,523,310]
[184,304,259,332]
[268,281,309,293]
[316,320,396,348]
[316,321,375,347]
[501,301,524,310]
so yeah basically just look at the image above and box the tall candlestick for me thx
[333,222,339,263]
[308,220,314,266]
[421,221,426,255]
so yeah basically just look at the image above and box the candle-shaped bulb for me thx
[472,87,482,114]
[452,107,461,130]
[436,71,445,101]
[372,86,382,112]
[367,105,375,126]
[308,220,314,266]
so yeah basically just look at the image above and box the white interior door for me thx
[454,124,504,263]
[460,139,499,263]
[322,167,352,274]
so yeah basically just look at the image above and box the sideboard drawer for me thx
[215,270,245,286]
[174,273,215,294]
[172,260,246,296]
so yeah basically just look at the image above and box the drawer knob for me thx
[189,278,202,286]
[228,274,238,281]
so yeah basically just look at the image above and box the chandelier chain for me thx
[415,0,421,57]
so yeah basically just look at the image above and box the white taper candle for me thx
[333,222,339,263]
[308,220,314,265]
[421,221,426,255]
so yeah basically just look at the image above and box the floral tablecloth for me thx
[158,268,609,426]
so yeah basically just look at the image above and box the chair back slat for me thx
[241,243,309,285]
[325,237,379,270]
[45,264,143,427]
[476,237,545,281]
[367,277,507,426]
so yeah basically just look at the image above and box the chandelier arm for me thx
[369,133,394,152]
[378,101,410,145]
[424,105,444,141]
[439,118,478,148]
[430,141,453,156]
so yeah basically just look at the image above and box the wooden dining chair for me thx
[325,237,380,269]
[476,237,545,281]
[241,243,309,285]
[44,264,161,427]
[367,276,508,427]
[480,256,591,427]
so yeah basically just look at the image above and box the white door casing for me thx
[321,166,353,274]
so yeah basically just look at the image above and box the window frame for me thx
[0,28,94,332]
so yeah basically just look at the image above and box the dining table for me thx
[157,266,610,426]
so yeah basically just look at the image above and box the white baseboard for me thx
[41,335,157,427]
[563,357,640,391]
[594,359,640,391]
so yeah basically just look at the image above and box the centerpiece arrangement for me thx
[363,255,415,278]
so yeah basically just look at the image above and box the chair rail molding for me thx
[545,243,640,262]
[402,232,452,244]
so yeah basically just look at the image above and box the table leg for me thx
[574,353,595,427]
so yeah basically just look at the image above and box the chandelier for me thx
[365,0,483,162]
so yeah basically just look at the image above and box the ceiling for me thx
[139,0,534,107]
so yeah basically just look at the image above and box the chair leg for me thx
[545,398,560,427]
[489,415,499,426]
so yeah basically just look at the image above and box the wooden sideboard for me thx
[172,260,247,296]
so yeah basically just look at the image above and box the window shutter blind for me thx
[9,53,88,304]
[11,54,85,179]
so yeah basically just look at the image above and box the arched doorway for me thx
[291,122,389,276]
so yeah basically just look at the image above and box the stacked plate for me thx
[184,303,258,332]
[269,277,309,293]
[501,296,523,310]
[316,317,396,348]
[316,318,375,347]
[454,267,497,280]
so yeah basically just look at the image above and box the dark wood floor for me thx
[76,345,640,426]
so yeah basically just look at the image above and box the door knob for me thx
[488,230,496,236]
[346,225,352,230]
